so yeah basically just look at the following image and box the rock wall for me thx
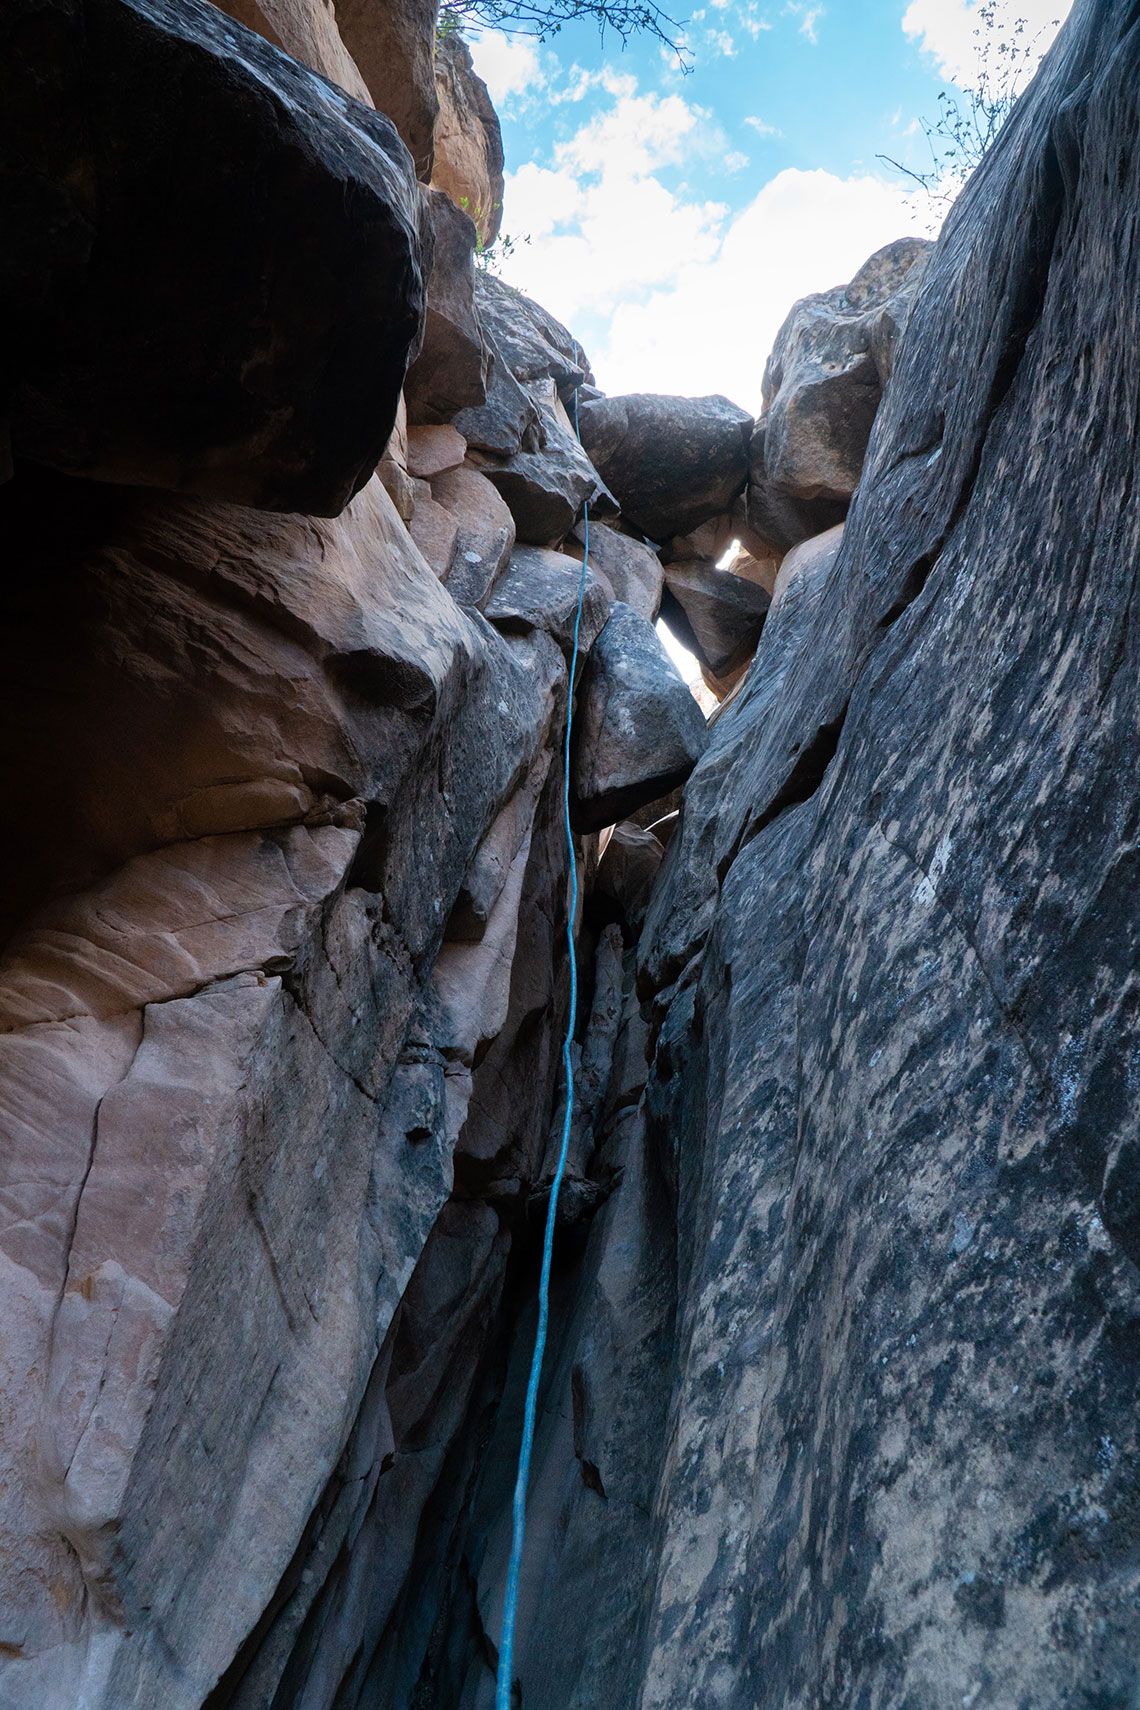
[4,0,1139,1706]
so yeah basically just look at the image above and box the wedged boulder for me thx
[572,602,709,833]
[743,420,848,552]
[594,821,665,929]
[566,518,665,620]
[404,190,489,425]
[377,393,415,521]
[333,0,439,178]
[485,545,610,657]
[431,29,505,246]
[432,463,515,607]
[474,380,617,545]
[1,0,426,516]
[212,0,371,102]
[577,393,753,541]
[771,519,844,605]
[759,236,932,504]
[660,560,771,678]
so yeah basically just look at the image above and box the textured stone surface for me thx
[573,602,709,834]
[433,463,516,607]
[475,380,617,545]
[431,29,505,245]
[212,0,372,102]
[1,0,425,516]
[577,393,753,541]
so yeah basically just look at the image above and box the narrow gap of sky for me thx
[468,0,1070,410]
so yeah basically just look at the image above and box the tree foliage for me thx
[882,3,1059,213]
[437,0,684,55]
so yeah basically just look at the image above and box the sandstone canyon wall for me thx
[2,0,1140,1707]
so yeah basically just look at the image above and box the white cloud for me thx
[784,2,824,43]
[744,114,781,136]
[588,169,927,408]
[902,0,1072,90]
[467,31,545,106]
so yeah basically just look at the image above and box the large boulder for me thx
[759,236,932,505]
[473,269,593,401]
[577,393,753,541]
[0,0,427,515]
[333,0,439,178]
[431,29,505,246]
[572,602,709,833]
[660,560,771,677]
[403,190,489,426]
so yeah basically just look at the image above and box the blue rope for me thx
[494,387,592,1710]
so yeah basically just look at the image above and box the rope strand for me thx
[495,392,592,1710]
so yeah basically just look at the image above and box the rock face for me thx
[333,0,439,177]
[1,0,427,515]
[572,602,709,833]
[6,0,1140,1707]
[577,392,753,541]
[403,190,489,426]
[431,28,505,245]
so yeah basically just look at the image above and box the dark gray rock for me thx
[432,463,515,608]
[659,559,771,677]
[403,189,489,426]
[474,269,593,401]
[577,392,753,541]
[572,602,708,833]
[484,544,611,657]
[0,0,425,517]
[475,380,618,545]
[452,342,544,456]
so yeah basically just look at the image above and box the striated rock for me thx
[1,0,426,516]
[333,0,439,178]
[759,236,932,504]
[377,394,416,522]
[660,559,771,677]
[432,462,516,607]
[577,393,753,541]
[744,418,849,552]
[212,0,372,102]
[572,602,709,834]
[565,519,665,621]
[431,28,505,245]
[403,190,489,426]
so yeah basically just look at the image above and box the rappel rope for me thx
[494,384,593,1710]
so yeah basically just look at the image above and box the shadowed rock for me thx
[431,28,506,245]
[403,189,489,426]
[1,0,426,516]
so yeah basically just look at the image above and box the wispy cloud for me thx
[744,115,782,137]
[784,1,824,43]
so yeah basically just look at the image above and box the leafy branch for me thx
[437,0,685,56]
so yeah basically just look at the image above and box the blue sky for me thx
[468,0,1069,408]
